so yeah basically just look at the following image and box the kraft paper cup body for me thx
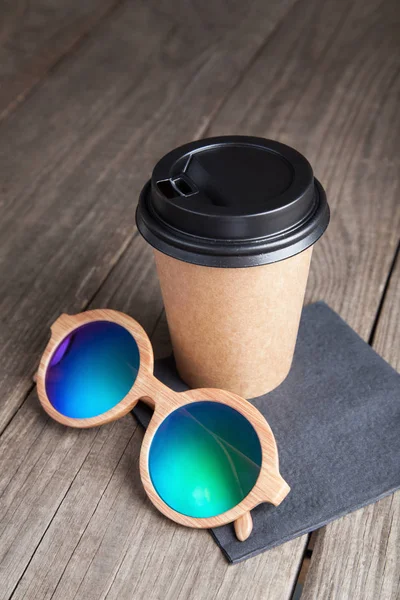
[154,247,313,398]
[136,136,330,397]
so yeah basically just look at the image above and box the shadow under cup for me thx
[45,322,263,519]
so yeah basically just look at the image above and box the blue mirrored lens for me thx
[46,321,140,418]
[149,401,262,518]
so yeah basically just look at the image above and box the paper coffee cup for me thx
[136,136,329,398]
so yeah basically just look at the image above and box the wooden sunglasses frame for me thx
[35,309,290,541]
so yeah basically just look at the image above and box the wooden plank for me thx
[0,0,123,120]
[302,248,400,600]
[2,0,399,598]
[0,0,296,433]
[0,409,137,600]
[31,0,399,596]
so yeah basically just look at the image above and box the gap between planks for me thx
[368,239,400,347]
[1,0,398,596]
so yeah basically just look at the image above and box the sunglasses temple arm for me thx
[234,512,253,541]
[233,476,290,541]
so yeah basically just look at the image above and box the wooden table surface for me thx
[0,1,399,598]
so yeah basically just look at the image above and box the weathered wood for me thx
[0,0,295,433]
[302,249,400,600]
[0,0,123,120]
[0,0,399,597]
[47,0,400,596]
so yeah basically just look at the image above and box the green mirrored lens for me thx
[149,401,262,518]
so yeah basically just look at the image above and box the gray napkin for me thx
[132,302,400,563]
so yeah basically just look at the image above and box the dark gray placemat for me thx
[132,301,400,563]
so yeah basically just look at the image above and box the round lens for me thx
[45,321,140,419]
[149,401,262,518]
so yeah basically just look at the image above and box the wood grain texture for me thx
[302,249,400,600]
[0,0,122,120]
[0,0,399,597]
[0,0,295,433]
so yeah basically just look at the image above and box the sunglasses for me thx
[35,309,290,541]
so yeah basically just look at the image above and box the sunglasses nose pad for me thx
[234,511,253,541]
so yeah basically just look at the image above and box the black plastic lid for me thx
[136,136,329,268]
